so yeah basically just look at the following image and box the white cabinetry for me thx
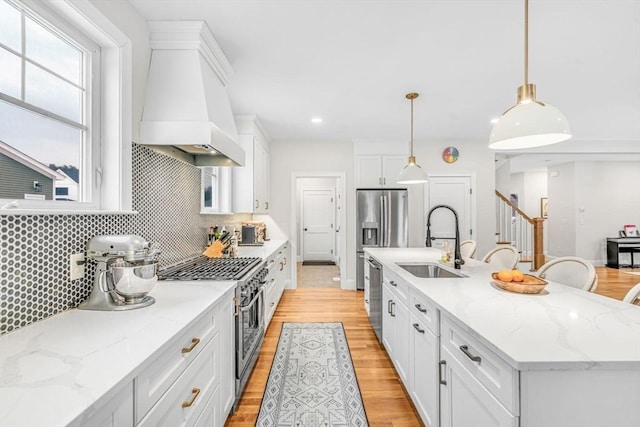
[355,155,407,188]
[133,291,233,427]
[409,292,440,427]
[439,316,518,427]
[381,269,410,385]
[264,242,290,327]
[233,117,271,213]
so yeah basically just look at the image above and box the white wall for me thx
[574,161,640,264]
[269,140,356,285]
[547,161,640,264]
[90,0,150,142]
[547,162,577,257]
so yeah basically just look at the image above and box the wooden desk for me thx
[606,237,640,268]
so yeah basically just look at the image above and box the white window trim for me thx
[0,0,133,214]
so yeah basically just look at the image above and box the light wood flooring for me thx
[224,266,638,427]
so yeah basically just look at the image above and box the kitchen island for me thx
[366,247,640,427]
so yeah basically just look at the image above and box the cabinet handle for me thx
[255,200,259,209]
[283,257,287,265]
[181,338,201,354]
[270,278,275,284]
[390,280,397,287]
[415,303,427,313]
[439,360,447,385]
[279,261,284,271]
[459,345,482,363]
[365,299,369,303]
[265,201,269,210]
[378,177,383,185]
[233,297,239,317]
[383,177,386,185]
[271,302,275,307]
[413,323,425,334]
[182,387,201,408]
[365,276,369,280]
[390,301,396,317]
[387,300,392,314]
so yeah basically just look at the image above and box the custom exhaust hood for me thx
[139,21,244,167]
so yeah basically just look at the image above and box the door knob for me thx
[304,228,308,231]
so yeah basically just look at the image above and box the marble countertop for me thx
[366,247,640,371]
[237,239,287,258]
[0,281,235,426]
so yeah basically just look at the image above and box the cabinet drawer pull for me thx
[387,300,392,314]
[390,301,396,317]
[459,345,482,363]
[365,299,369,303]
[279,261,284,271]
[390,280,397,287]
[283,257,287,265]
[270,278,275,284]
[413,323,425,334]
[181,338,201,354]
[255,200,259,209]
[181,387,201,408]
[415,303,427,313]
[439,360,447,385]
[271,302,275,307]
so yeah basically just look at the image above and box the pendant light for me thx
[398,92,428,184]
[489,0,571,149]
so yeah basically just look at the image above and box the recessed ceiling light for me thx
[311,117,323,124]
[490,117,500,124]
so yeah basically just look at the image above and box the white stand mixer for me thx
[78,235,159,311]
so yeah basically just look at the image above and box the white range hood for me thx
[140,21,244,167]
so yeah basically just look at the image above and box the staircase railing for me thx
[495,191,546,270]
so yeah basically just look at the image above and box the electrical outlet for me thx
[70,253,85,280]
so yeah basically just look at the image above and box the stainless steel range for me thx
[158,257,268,410]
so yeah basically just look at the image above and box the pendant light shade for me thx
[398,92,428,184]
[489,0,571,149]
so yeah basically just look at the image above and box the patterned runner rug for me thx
[256,322,368,426]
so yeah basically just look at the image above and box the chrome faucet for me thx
[425,204,464,269]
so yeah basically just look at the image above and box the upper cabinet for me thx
[355,155,407,188]
[233,116,271,213]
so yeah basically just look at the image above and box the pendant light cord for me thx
[410,97,414,157]
[524,0,529,86]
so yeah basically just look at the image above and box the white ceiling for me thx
[128,0,640,153]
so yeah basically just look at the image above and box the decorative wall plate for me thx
[442,146,459,163]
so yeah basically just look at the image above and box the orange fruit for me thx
[497,270,513,282]
[511,269,524,282]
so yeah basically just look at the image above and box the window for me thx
[0,0,99,206]
[201,167,232,214]
[55,187,68,196]
[0,0,132,213]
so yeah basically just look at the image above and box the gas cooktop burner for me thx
[158,257,262,281]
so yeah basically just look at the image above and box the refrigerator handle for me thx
[379,195,386,247]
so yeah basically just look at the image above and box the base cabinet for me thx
[382,281,410,385]
[410,314,439,427]
[440,347,518,427]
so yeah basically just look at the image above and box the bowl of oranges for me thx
[491,269,548,294]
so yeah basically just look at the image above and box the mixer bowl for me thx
[108,261,158,300]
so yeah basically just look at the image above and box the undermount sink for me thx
[396,262,467,279]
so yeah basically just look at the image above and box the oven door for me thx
[236,286,265,387]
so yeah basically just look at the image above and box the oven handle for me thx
[239,287,264,312]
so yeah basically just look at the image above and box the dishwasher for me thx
[367,257,383,343]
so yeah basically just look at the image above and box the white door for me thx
[426,175,473,247]
[302,189,335,261]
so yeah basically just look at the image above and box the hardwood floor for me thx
[225,288,423,426]
[224,266,639,427]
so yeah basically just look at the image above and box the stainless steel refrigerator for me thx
[356,189,408,291]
